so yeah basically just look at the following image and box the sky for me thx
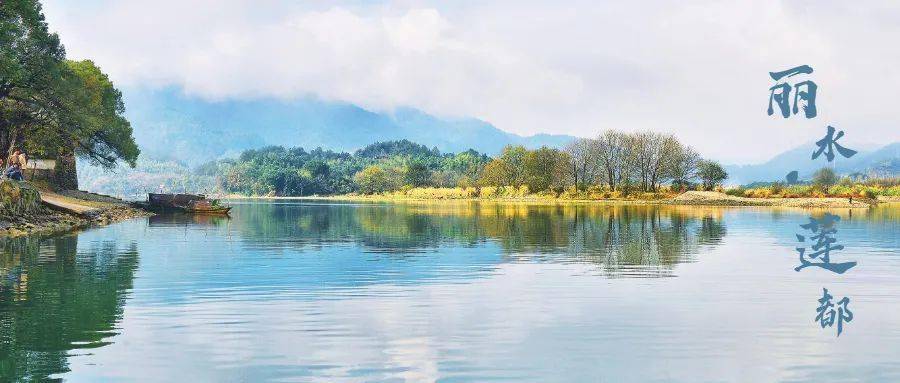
[41,0,900,164]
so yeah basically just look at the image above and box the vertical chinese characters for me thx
[812,126,858,162]
[815,288,853,336]
[768,65,858,337]
[794,213,856,274]
[768,65,818,119]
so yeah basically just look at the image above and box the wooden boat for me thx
[147,193,231,215]
[184,199,232,215]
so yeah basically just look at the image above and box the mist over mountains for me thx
[113,87,897,188]
[124,88,574,165]
[725,141,900,185]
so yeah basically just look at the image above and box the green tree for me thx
[499,145,528,187]
[52,60,139,167]
[697,160,728,191]
[446,149,487,181]
[403,161,431,187]
[0,2,138,167]
[523,147,565,192]
[354,165,392,194]
[478,159,512,186]
[1,0,66,153]
[303,159,330,178]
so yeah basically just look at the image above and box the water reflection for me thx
[148,212,231,227]
[0,236,138,381]
[1,202,896,382]
[231,201,728,277]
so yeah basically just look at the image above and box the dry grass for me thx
[726,183,900,199]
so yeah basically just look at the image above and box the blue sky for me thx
[41,0,900,163]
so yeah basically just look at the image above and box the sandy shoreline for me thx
[668,191,876,208]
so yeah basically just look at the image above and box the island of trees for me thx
[205,135,898,201]
[210,133,730,199]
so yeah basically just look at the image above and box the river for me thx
[1,201,898,382]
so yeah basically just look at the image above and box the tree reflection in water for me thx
[0,235,139,381]
[232,201,728,277]
[0,202,728,381]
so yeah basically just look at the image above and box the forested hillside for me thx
[211,131,726,197]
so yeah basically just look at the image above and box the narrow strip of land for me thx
[670,191,874,208]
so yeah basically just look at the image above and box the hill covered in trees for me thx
[208,132,728,198]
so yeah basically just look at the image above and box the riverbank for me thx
[224,190,886,208]
[0,187,152,237]
[669,191,875,208]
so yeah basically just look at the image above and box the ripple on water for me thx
[0,202,898,382]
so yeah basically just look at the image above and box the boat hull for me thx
[147,193,231,215]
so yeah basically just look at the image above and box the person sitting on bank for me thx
[5,149,25,181]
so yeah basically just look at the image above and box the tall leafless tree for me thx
[564,138,597,191]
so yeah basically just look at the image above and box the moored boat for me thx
[185,199,232,215]
[147,193,231,215]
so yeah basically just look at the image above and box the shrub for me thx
[480,186,499,198]
[882,185,900,196]
[784,185,811,198]
[827,185,852,197]
[535,190,558,199]
[770,182,785,195]
[637,192,663,200]
[586,185,608,199]
[515,185,530,197]
[747,188,772,198]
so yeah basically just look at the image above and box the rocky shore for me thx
[0,182,152,237]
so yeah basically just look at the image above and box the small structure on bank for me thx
[20,151,79,191]
[1,149,83,218]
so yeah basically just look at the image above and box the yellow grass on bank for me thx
[224,182,900,208]
[333,185,679,204]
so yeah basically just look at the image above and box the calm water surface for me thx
[1,201,898,382]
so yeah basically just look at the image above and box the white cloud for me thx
[41,0,900,163]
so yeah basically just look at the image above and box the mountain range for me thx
[124,88,574,165]
[725,141,900,185]
[120,88,897,185]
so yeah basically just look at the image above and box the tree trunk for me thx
[572,163,578,191]
[6,127,21,158]
[581,163,588,191]
[54,145,79,191]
